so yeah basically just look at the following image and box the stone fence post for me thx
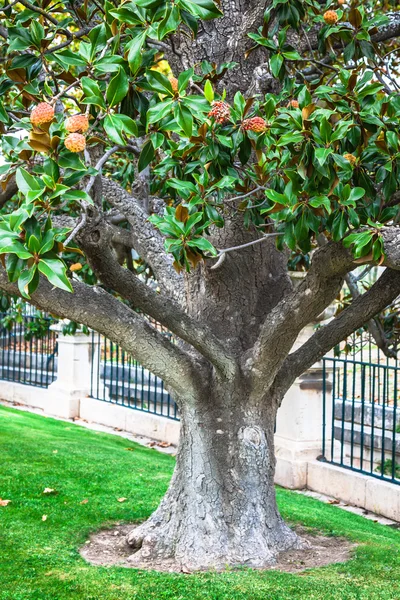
[274,313,333,489]
[46,324,100,419]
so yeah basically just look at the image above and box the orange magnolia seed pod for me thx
[208,101,231,124]
[65,133,86,153]
[323,10,338,25]
[343,153,357,165]
[241,116,267,133]
[70,263,83,272]
[65,114,89,133]
[288,99,299,108]
[169,77,179,93]
[30,102,54,127]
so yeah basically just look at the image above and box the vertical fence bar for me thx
[322,359,326,459]
[370,365,376,476]
[340,361,347,465]
[360,363,366,472]
[381,366,387,478]
[392,367,398,482]
[331,360,336,462]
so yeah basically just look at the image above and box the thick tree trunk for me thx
[126,381,301,570]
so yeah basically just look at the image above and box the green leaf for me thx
[63,190,94,205]
[187,237,218,254]
[309,195,331,214]
[277,132,304,146]
[158,4,180,38]
[15,168,42,195]
[151,132,164,149]
[127,30,147,74]
[106,67,129,107]
[184,212,203,233]
[147,100,174,126]
[5,254,24,283]
[81,77,106,109]
[138,140,155,172]
[349,187,366,202]
[39,230,55,255]
[0,239,33,259]
[265,189,288,205]
[204,79,214,103]
[270,53,283,78]
[177,68,193,93]
[175,104,193,137]
[179,0,223,20]
[38,256,73,293]
[167,179,197,194]
[27,234,40,254]
[146,70,174,95]
[315,147,333,166]
[18,266,37,299]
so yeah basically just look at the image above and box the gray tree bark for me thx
[127,379,300,570]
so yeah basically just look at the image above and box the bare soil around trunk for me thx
[80,523,356,573]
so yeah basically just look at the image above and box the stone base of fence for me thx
[307,460,400,522]
[79,397,180,445]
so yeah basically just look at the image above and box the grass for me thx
[1,405,400,600]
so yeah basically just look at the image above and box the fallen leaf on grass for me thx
[117,498,127,503]
[80,499,89,505]
[181,566,191,574]
[43,488,57,495]
[53,450,58,454]
[42,515,47,522]
[0,499,11,506]
[125,447,135,452]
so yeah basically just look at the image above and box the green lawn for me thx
[0,405,399,600]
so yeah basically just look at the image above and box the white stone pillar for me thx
[46,324,99,419]
[274,318,333,489]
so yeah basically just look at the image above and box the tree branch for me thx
[0,178,17,209]
[248,240,354,387]
[272,268,400,397]
[101,176,183,300]
[345,272,396,359]
[77,219,237,378]
[0,266,203,401]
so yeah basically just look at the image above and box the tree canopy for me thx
[0,1,400,296]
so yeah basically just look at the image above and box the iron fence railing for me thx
[0,313,57,388]
[321,357,400,485]
[89,330,179,421]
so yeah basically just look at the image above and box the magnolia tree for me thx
[2,0,400,571]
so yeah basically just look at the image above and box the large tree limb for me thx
[101,177,183,300]
[247,241,354,388]
[287,12,400,60]
[77,218,237,378]
[250,225,400,387]
[345,272,396,359]
[0,267,204,401]
[166,0,272,96]
[0,178,17,209]
[272,268,400,397]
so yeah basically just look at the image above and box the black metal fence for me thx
[321,356,400,485]
[0,312,58,388]
[89,331,179,421]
